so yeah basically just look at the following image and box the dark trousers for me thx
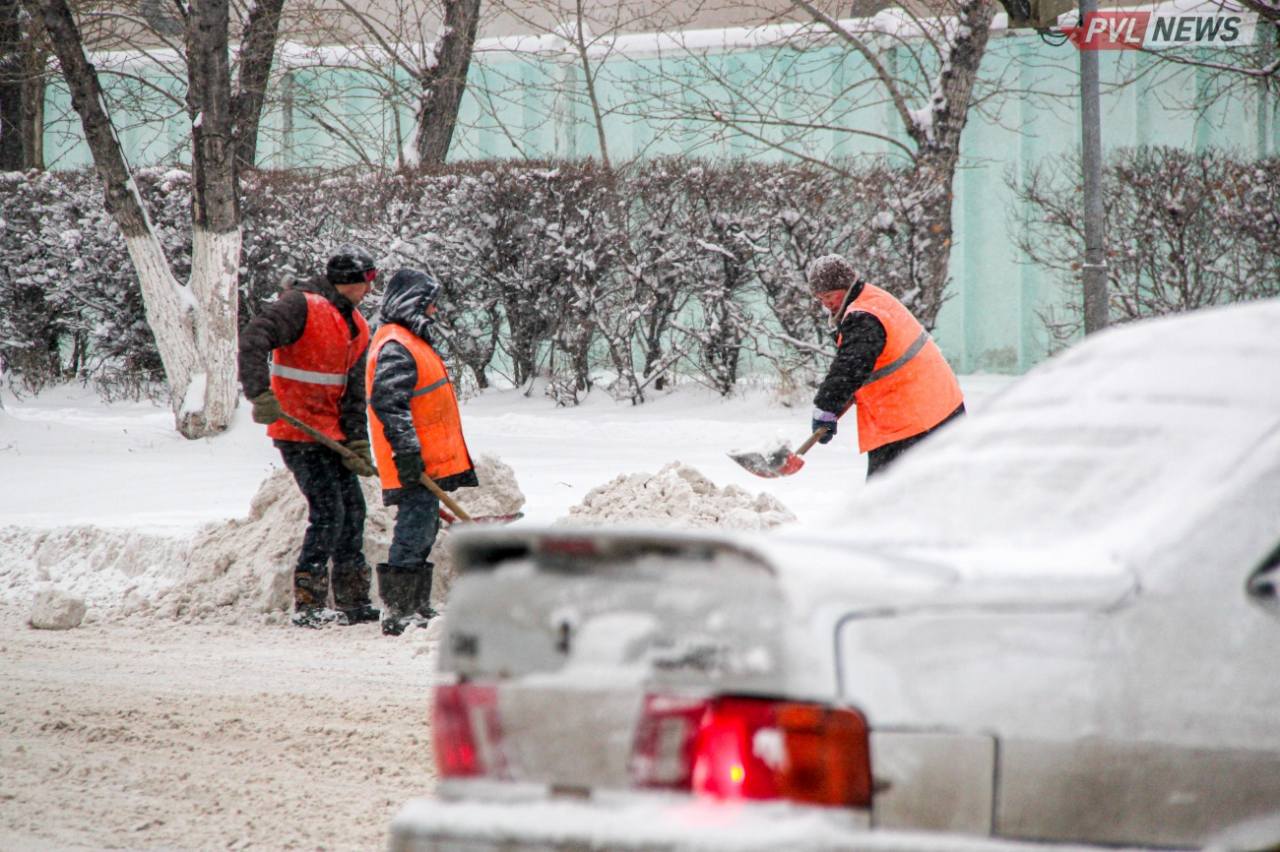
[388,485,441,569]
[866,403,966,479]
[279,442,367,571]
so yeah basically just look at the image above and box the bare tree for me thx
[1,0,47,169]
[26,1,288,171]
[34,0,242,437]
[482,0,661,167]
[232,0,286,169]
[285,0,482,168]
[624,0,998,329]
[416,0,482,163]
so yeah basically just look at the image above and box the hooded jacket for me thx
[367,269,478,499]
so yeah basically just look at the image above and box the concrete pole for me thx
[1079,0,1109,333]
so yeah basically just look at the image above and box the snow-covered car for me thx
[390,300,1280,852]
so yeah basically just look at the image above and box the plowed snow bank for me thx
[0,454,523,624]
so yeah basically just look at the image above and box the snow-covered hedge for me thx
[2,159,920,401]
[1013,146,1280,344]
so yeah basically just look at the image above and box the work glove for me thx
[341,439,376,478]
[393,451,425,488]
[811,408,839,444]
[250,390,282,425]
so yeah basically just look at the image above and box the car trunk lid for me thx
[440,528,790,790]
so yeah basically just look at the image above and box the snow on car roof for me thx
[811,298,1280,580]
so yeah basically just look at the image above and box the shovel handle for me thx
[280,412,471,522]
[796,426,832,457]
[281,412,359,460]
[419,473,472,522]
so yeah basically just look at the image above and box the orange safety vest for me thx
[365,324,474,490]
[839,284,964,453]
[267,292,370,443]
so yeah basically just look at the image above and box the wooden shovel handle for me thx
[418,472,472,522]
[280,412,358,458]
[796,426,832,457]
[280,411,471,522]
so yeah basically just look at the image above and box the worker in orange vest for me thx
[807,255,965,478]
[366,267,477,636]
[238,245,379,628]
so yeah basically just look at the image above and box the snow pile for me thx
[0,454,524,624]
[146,469,393,623]
[559,462,795,530]
[451,454,525,520]
[29,584,87,630]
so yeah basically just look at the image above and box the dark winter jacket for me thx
[369,269,478,500]
[813,282,888,415]
[238,276,369,443]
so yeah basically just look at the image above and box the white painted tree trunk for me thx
[186,227,241,436]
[122,227,241,437]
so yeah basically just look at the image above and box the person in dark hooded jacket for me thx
[239,245,379,628]
[365,268,477,636]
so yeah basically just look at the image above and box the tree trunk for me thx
[902,0,995,329]
[415,0,481,165]
[231,0,284,170]
[1,2,47,170]
[0,0,22,169]
[19,47,44,170]
[899,152,961,329]
[185,0,241,436]
[36,0,240,438]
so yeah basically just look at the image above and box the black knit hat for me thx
[326,244,377,285]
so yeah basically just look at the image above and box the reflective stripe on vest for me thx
[865,329,930,385]
[266,292,370,444]
[411,376,450,398]
[269,362,348,386]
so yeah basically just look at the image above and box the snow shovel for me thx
[278,412,522,526]
[728,426,831,479]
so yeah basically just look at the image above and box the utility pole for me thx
[1078,0,1109,334]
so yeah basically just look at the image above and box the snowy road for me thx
[0,607,440,850]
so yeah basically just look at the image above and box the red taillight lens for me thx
[691,697,781,800]
[775,703,872,806]
[431,683,503,778]
[631,695,871,808]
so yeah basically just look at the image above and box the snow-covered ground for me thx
[0,376,1011,533]
[0,376,1010,850]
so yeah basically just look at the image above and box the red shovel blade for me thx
[728,444,807,479]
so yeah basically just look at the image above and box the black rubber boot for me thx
[291,566,347,628]
[412,561,439,620]
[333,559,379,624]
[377,563,419,636]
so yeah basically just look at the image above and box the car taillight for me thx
[432,683,503,778]
[630,694,871,807]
